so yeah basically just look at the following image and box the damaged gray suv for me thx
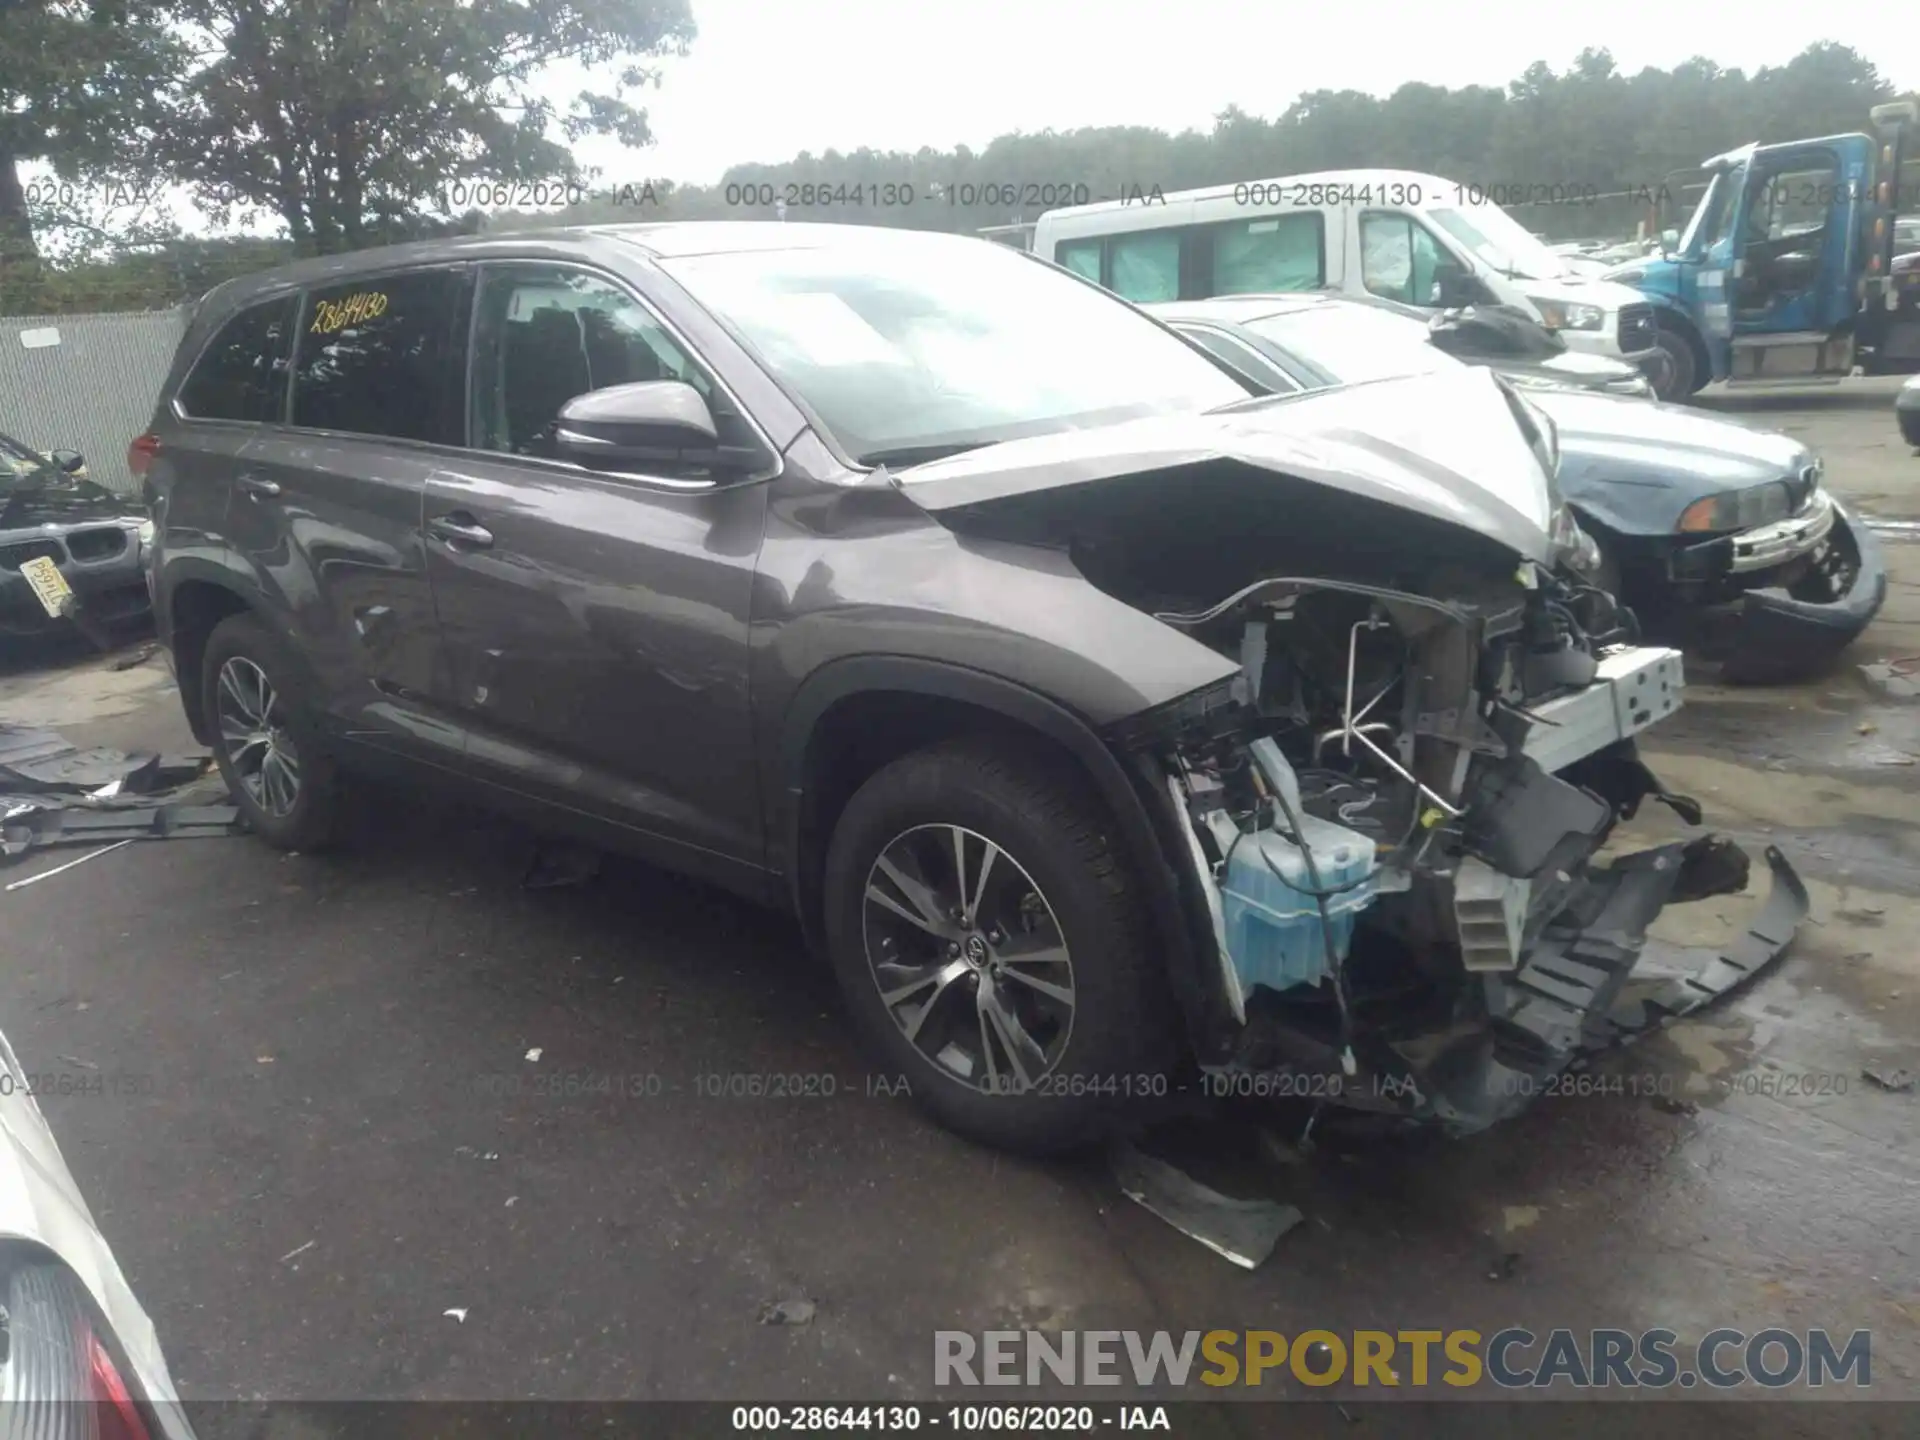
[141,223,1806,1153]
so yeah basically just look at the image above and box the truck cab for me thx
[1610,100,1919,398]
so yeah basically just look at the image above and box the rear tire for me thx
[201,612,341,851]
[822,738,1177,1154]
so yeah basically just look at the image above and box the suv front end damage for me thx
[1113,572,1807,1133]
[896,368,1809,1133]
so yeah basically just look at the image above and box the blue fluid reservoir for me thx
[1218,813,1378,999]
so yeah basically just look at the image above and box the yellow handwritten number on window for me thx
[310,291,390,334]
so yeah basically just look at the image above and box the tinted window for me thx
[1056,240,1102,282]
[469,265,715,460]
[1204,215,1324,294]
[177,296,298,422]
[290,271,463,442]
[1108,231,1181,302]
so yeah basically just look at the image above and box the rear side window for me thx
[291,270,465,443]
[1055,240,1102,282]
[1108,231,1181,302]
[176,296,298,422]
[1203,215,1324,294]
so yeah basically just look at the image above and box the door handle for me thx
[237,474,281,500]
[428,513,494,549]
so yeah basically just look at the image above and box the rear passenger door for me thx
[226,266,469,768]
[421,262,771,873]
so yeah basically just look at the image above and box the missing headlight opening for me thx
[1113,561,1808,1135]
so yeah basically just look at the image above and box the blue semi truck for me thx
[1606,99,1920,400]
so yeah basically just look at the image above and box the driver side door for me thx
[1728,145,1861,335]
[421,261,773,877]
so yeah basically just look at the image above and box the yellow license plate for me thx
[18,554,74,618]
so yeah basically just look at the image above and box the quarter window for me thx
[290,271,464,443]
[467,264,712,460]
[177,295,299,422]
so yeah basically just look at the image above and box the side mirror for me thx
[1434,265,1490,308]
[48,449,85,473]
[1659,228,1679,258]
[555,381,754,478]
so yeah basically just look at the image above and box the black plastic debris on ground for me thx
[0,721,242,866]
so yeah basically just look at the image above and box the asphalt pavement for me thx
[1,381,1916,1431]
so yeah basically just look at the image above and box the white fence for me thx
[0,307,191,496]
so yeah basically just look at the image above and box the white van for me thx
[1031,169,1660,366]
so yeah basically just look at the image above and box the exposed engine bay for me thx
[902,376,1813,1134]
[1098,546,1810,1133]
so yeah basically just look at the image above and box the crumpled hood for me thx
[1531,387,1813,532]
[891,368,1558,564]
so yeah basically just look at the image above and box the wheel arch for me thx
[778,657,1225,1058]
[1651,304,1712,395]
[164,574,256,744]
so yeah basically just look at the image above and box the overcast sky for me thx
[561,1,1914,186]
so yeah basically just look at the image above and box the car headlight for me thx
[1530,298,1605,331]
[1677,481,1795,534]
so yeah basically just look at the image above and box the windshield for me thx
[0,431,56,486]
[658,238,1250,464]
[1678,170,1735,256]
[1426,205,1570,281]
[1243,304,1462,386]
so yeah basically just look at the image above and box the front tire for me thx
[822,739,1177,1154]
[201,612,341,850]
[1645,319,1698,402]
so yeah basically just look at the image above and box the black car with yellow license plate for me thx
[1152,293,1887,682]
[0,430,153,641]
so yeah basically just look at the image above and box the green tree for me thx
[157,0,696,255]
[0,0,187,272]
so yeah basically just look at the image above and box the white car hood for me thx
[892,367,1558,564]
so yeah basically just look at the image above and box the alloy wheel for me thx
[861,824,1075,1094]
[216,656,302,818]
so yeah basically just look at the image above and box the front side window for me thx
[1108,230,1181,302]
[658,235,1248,465]
[177,295,298,423]
[1055,240,1102,283]
[469,265,711,458]
[1753,162,1838,243]
[1360,214,1446,306]
[1205,215,1325,294]
[290,271,463,443]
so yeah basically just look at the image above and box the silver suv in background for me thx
[138,223,1798,1152]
